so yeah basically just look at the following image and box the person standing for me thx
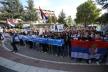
[0,33,4,47]
[11,33,18,52]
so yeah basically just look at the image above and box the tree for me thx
[0,0,24,19]
[26,0,37,21]
[0,0,4,11]
[58,10,66,26]
[96,0,108,9]
[47,16,52,23]
[75,0,100,26]
[52,16,57,23]
[66,16,73,27]
[47,15,57,24]
[0,12,11,20]
[96,13,108,24]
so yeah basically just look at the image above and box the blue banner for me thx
[20,35,64,46]
[47,39,64,46]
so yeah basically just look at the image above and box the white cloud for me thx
[54,0,79,19]
[33,0,50,9]
[53,0,87,19]
[55,5,77,19]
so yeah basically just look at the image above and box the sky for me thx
[20,0,105,19]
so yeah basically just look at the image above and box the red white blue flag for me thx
[39,6,48,20]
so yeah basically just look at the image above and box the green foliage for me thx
[96,0,108,9]
[47,16,52,23]
[27,0,34,10]
[52,16,57,23]
[25,0,38,21]
[96,13,108,24]
[0,0,39,21]
[0,12,11,20]
[58,10,66,26]
[66,16,73,27]
[75,0,100,26]
[96,0,108,25]
[47,15,57,24]
[0,0,24,19]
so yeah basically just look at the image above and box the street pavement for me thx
[0,57,68,72]
[0,65,17,72]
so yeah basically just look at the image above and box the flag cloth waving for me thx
[39,6,48,20]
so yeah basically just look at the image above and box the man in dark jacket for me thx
[11,33,18,52]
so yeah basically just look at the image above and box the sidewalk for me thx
[0,57,67,72]
[0,52,108,72]
[0,65,17,72]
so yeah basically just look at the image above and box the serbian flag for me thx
[39,6,48,20]
[71,40,108,59]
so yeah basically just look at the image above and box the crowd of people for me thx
[5,26,108,64]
